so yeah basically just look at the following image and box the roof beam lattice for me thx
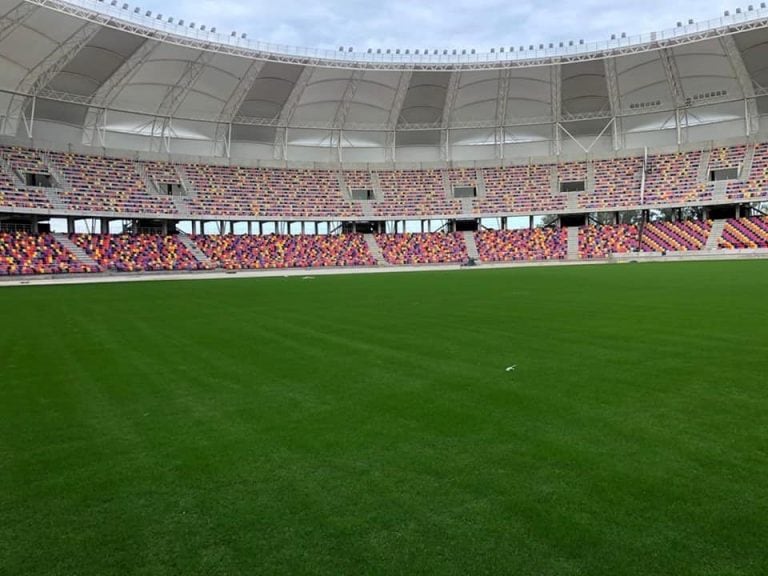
[604,57,623,149]
[720,34,759,134]
[3,20,101,136]
[81,38,160,145]
[0,1,38,44]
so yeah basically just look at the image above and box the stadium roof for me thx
[2,0,768,164]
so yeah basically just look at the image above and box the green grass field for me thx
[2,261,768,575]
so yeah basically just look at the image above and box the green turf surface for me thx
[2,261,768,575]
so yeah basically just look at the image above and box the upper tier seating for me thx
[446,168,478,189]
[47,153,176,215]
[374,170,460,217]
[2,146,50,175]
[732,144,768,201]
[0,232,98,275]
[72,234,207,272]
[644,151,709,205]
[475,228,568,262]
[0,145,766,218]
[182,165,361,219]
[374,232,468,265]
[193,234,375,269]
[582,157,643,209]
[718,217,768,249]
[476,164,564,215]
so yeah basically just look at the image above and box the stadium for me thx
[1,0,767,574]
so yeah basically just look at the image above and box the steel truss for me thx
[22,0,768,72]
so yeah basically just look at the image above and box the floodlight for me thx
[145,10,151,16]
[121,4,128,9]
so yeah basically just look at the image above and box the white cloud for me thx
[135,0,734,53]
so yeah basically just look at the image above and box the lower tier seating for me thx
[72,234,209,272]
[193,234,375,269]
[374,232,468,265]
[475,228,568,261]
[718,217,768,249]
[0,232,98,275]
[579,220,712,258]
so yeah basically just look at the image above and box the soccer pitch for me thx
[2,261,767,575]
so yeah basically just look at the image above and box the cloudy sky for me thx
[133,0,733,52]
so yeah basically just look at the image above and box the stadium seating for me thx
[47,152,176,215]
[475,228,568,261]
[718,217,768,249]
[182,165,361,219]
[72,234,208,272]
[579,224,638,258]
[2,146,50,175]
[583,157,643,209]
[193,234,375,269]
[374,232,468,264]
[373,170,461,217]
[1,144,768,219]
[731,143,768,201]
[641,220,712,252]
[477,164,563,215]
[644,151,709,205]
[0,232,98,275]
[579,220,711,258]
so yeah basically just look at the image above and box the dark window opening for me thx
[453,186,477,198]
[351,188,374,200]
[710,168,739,181]
[560,180,585,193]
[24,172,53,187]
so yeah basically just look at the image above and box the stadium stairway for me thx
[364,233,388,266]
[177,233,217,268]
[41,151,71,189]
[567,227,580,260]
[698,149,711,182]
[462,231,480,260]
[54,233,101,269]
[713,180,729,204]
[707,219,727,250]
[0,152,24,186]
[44,187,68,211]
[360,201,375,219]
